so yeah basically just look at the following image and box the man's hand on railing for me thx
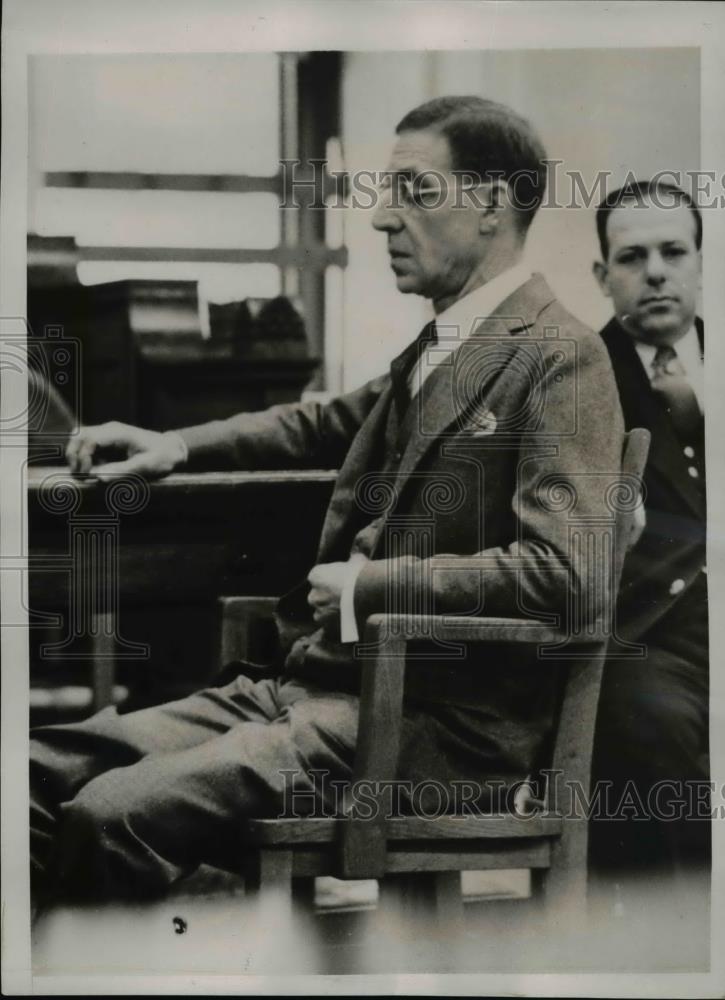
[66,421,188,480]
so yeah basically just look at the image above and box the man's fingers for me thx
[76,438,97,476]
[86,461,136,480]
[312,605,337,625]
[65,438,81,472]
[308,586,324,608]
[66,435,96,475]
[308,586,334,611]
[66,422,148,476]
[92,451,163,480]
[65,431,81,463]
[66,423,117,474]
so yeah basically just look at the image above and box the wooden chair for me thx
[218,428,650,931]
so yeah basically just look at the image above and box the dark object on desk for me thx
[138,294,317,427]
[207,298,255,346]
[207,295,308,357]
[27,270,319,429]
[27,234,80,289]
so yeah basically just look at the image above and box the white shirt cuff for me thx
[339,552,369,643]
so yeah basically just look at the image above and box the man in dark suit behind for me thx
[589,181,709,899]
[30,96,625,906]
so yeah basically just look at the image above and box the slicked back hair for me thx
[596,180,702,259]
[395,96,548,233]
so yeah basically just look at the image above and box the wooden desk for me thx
[28,467,336,713]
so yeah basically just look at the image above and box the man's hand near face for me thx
[66,421,188,479]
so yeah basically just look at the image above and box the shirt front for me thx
[407,262,533,396]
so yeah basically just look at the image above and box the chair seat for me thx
[244,813,564,845]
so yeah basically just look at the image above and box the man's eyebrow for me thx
[613,237,690,255]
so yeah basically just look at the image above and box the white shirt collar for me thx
[409,263,532,394]
[634,324,703,411]
[433,262,533,343]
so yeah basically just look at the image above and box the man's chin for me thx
[637,309,691,341]
[393,274,424,295]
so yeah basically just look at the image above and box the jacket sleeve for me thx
[176,375,387,471]
[353,328,626,632]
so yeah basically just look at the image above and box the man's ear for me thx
[477,181,506,236]
[592,260,610,297]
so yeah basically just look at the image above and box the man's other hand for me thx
[66,422,187,480]
[307,562,349,627]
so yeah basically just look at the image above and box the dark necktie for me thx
[391,320,438,420]
[650,343,702,440]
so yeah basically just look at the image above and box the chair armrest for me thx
[339,612,597,878]
[363,613,567,646]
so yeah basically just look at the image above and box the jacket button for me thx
[669,578,685,596]
[687,466,699,478]
[684,446,695,458]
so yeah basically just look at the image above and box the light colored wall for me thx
[340,48,700,391]
[27,49,701,392]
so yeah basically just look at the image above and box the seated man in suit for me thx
[31,95,624,906]
[589,180,709,896]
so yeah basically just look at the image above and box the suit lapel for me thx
[315,378,395,561]
[600,318,704,518]
[394,274,555,482]
[318,325,446,560]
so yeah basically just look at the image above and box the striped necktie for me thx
[650,343,701,440]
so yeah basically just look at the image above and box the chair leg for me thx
[245,848,294,918]
[242,850,328,974]
[379,872,463,928]
[373,873,464,973]
[378,873,421,921]
[533,864,588,923]
[292,876,316,909]
[431,871,464,930]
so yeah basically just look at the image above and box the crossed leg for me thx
[31,673,359,902]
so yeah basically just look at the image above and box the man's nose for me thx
[645,250,666,282]
[372,189,402,232]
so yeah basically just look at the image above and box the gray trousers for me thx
[30,674,360,902]
[31,668,530,903]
